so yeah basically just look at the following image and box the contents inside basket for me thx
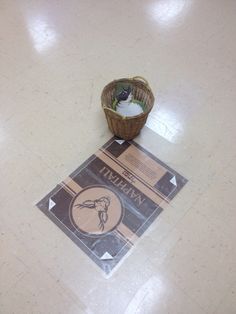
[111,83,146,117]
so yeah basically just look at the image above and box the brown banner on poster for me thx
[117,145,167,186]
[96,150,168,208]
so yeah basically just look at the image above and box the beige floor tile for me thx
[138,218,182,268]
[0,227,30,295]
[0,249,27,296]
[79,253,158,314]
[153,210,236,313]
[0,136,59,202]
[0,264,86,314]
[193,156,236,239]
[41,240,157,314]
[124,274,206,314]
[214,283,236,314]
[1,76,110,177]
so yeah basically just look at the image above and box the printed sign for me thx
[37,138,187,274]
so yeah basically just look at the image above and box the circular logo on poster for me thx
[70,186,123,236]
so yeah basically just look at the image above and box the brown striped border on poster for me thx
[62,177,83,195]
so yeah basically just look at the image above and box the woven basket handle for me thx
[132,76,150,89]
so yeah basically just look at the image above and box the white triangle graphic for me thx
[48,198,56,210]
[115,140,125,145]
[100,252,113,260]
[170,176,177,186]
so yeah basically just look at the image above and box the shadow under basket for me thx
[101,76,155,140]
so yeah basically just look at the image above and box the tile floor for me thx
[0,0,236,313]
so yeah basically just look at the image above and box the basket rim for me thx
[101,77,155,120]
[102,105,152,120]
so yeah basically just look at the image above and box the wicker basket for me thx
[101,76,155,140]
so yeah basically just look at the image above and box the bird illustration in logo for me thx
[75,196,110,231]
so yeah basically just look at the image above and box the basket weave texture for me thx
[101,77,155,140]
